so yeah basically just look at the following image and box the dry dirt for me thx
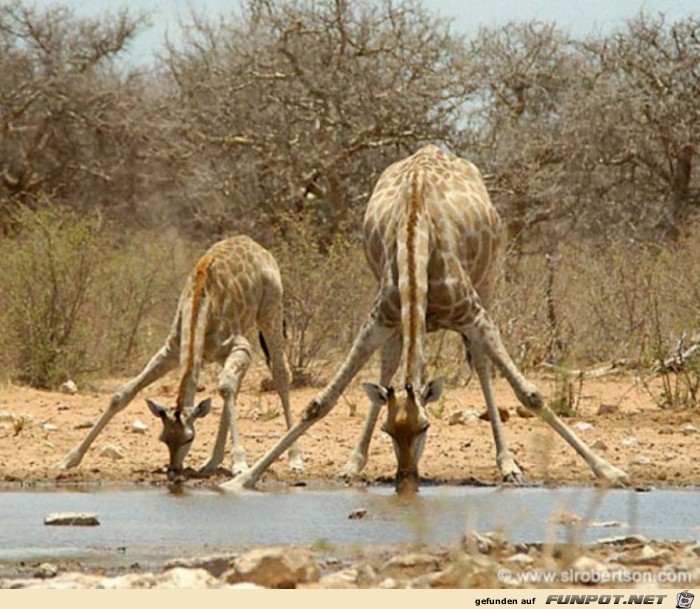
[1,365,698,488]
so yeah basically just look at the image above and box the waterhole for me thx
[0,485,697,566]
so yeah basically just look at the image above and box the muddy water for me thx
[0,485,697,566]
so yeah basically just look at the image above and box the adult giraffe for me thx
[224,146,628,493]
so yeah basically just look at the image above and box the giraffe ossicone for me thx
[57,235,303,480]
[224,145,628,493]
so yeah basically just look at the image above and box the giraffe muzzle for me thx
[395,468,420,494]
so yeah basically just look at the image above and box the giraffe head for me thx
[146,398,212,480]
[363,379,443,494]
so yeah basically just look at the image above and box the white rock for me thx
[225,582,265,589]
[100,445,125,460]
[34,563,58,579]
[319,569,361,588]
[507,553,534,565]
[380,553,440,577]
[571,556,610,577]
[60,380,78,395]
[131,420,149,434]
[448,410,479,425]
[156,568,219,589]
[622,437,638,446]
[574,421,594,432]
[378,577,399,589]
[44,512,100,526]
[632,455,653,465]
[597,534,649,546]
[165,554,236,577]
[590,520,628,528]
[682,424,698,435]
[41,423,58,432]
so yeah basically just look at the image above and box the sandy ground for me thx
[1,365,698,488]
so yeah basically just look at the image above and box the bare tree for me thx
[161,0,476,241]
[0,2,151,231]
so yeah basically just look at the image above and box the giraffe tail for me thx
[396,168,430,385]
[176,253,213,414]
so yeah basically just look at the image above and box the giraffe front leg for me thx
[199,408,229,474]
[339,332,401,480]
[468,310,628,486]
[210,336,251,476]
[57,339,178,469]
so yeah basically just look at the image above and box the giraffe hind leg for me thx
[203,335,252,476]
[463,332,524,484]
[257,313,305,473]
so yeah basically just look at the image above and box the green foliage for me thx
[0,207,193,388]
[0,207,107,387]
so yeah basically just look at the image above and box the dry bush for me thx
[494,229,700,374]
[0,207,195,387]
[272,217,374,384]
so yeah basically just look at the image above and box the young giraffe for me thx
[57,235,304,480]
[223,146,628,493]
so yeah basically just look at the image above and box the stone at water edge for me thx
[224,547,320,588]
[44,512,100,526]
[348,507,367,520]
[448,410,479,425]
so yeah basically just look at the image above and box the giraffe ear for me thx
[190,398,212,421]
[146,399,167,419]
[362,383,391,405]
[422,379,444,404]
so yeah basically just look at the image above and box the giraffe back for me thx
[174,235,282,409]
[364,145,503,331]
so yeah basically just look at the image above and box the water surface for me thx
[0,485,696,565]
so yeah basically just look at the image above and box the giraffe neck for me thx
[176,253,213,413]
[398,168,428,388]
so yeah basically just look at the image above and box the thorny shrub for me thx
[0,207,193,387]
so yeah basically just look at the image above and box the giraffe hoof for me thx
[596,463,629,488]
[337,454,365,481]
[56,451,81,470]
[231,462,249,477]
[502,472,526,485]
[288,461,305,474]
[288,449,305,473]
[220,471,255,492]
[199,461,222,476]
